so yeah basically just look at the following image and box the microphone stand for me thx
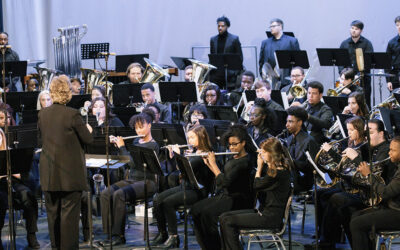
[1,45,16,250]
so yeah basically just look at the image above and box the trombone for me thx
[327,78,360,97]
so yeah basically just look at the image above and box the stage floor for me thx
[2,199,398,249]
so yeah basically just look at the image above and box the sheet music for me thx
[281,92,289,109]
[86,158,108,167]
[305,151,332,184]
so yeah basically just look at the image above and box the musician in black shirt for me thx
[151,126,214,248]
[228,70,255,107]
[0,32,19,62]
[219,137,291,250]
[99,113,160,247]
[338,68,363,97]
[339,20,373,108]
[386,16,400,91]
[247,98,274,146]
[351,136,400,250]
[191,125,253,250]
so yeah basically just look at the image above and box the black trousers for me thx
[100,179,156,236]
[191,195,236,250]
[219,208,283,250]
[44,191,82,250]
[350,207,400,250]
[153,185,205,235]
[322,191,365,246]
[316,186,341,239]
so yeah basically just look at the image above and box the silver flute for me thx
[161,144,191,149]
[109,135,144,142]
[185,152,238,157]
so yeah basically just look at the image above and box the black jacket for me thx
[210,32,243,63]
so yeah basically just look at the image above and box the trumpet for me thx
[327,78,360,97]
[109,135,144,143]
[185,152,238,157]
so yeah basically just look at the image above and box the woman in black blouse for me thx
[247,98,276,146]
[151,125,214,248]
[90,97,124,127]
[191,124,253,250]
[219,137,291,250]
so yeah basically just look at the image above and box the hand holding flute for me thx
[109,135,144,148]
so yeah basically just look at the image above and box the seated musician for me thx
[70,78,83,95]
[185,104,208,132]
[227,70,255,107]
[292,81,333,144]
[36,90,53,110]
[338,68,363,97]
[119,62,144,84]
[351,136,400,250]
[90,97,123,127]
[247,98,275,146]
[142,104,162,123]
[151,125,214,248]
[82,85,107,110]
[0,122,40,248]
[285,106,318,193]
[99,113,160,246]
[191,124,253,250]
[342,91,369,118]
[202,84,225,106]
[254,79,284,111]
[141,83,171,123]
[281,66,307,104]
[26,78,38,92]
[184,65,193,82]
[219,137,291,250]
[0,104,16,126]
[318,117,370,248]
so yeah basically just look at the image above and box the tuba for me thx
[35,67,61,90]
[189,59,217,101]
[81,68,106,94]
[314,137,348,188]
[140,58,170,83]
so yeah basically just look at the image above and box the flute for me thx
[109,135,144,143]
[161,144,191,149]
[185,152,238,157]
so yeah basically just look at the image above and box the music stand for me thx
[3,91,39,113]
[170,57,192,70]
[0,61,27,91]
[206,105,238,122]
[175,153,203,249]
[66,94,91,109]
[337,113,353,137]
[364,52,392,105]
[0,148,34,175]
[81,43,110,69]
[266,31,295,38]
[21,110,38,124]
[323,96,348,116]
[274,110,288,135]
[115,54,149,72]
[271,90,285,108]
[158,81,198,123]
[275,50,310,69]
[378,107,394,137]
[111,107,139,127]
[129,145,163,249]
[244,90,256,102]
[112,83,144,107]
[208,53,242,90]
[151,123,187,147]
[316,48,351,88]
[199,119,231,145]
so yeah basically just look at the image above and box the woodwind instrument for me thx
[184,152,238,157]
[161,144,191,149]
[109,135,144,143]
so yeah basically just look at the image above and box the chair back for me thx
[277,189,293,236]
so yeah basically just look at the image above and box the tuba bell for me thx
[35,67,61,90]
[140,58,170,83]
[80,68,107,94]
[189,59,217,100]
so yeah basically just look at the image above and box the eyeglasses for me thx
[249,113,262,118]
[270,24,280,29]
[206,94,216,98]
[291,74,303,78]
[191,114,204,119]
[228,141,242,147]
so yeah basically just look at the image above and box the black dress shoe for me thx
[100,235,126,247]
[150,232,168,245]
[27,233,40,249]
[162,235,180,248]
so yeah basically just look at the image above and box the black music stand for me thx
[158,81,198,123]
[112,83,144,107]
[111,107,139,127]
[266,31,295,38]
[21,110,39,124]
[3,91,39,114]
[244,90,256,102]
[115,54,149,72]
[81,43,109,69]
[274,110,288,135]
[206,105,237,122]
[317,48,351,88]
[129,145,163,249]
[0,148,34,175]
[323,96,348,116]
[208,53,242,90]
[151,123,187,147]
[275,50,310,69]
[271,90,286,108]
[175,153,203,250]
[337,113,353,137]
[199,119,231,145]
[0,61,27,91]
[66,94,91,109]
[364,52,392,105]
[378,107,394,138]
[170,57,192,70]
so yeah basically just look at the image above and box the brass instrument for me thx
[35,67,61,90]
[325,116,344,139]
[370,94,400,119]
[314,137,348,188]
[80,68,111,95]
[260,62,280,89]
[327,78,360,97]
[140,58,170,83]
[289,85,307,100]
[185,152,238,157]
[189,59,217,101]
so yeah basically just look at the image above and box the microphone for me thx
[98,52,116,56]
[96,112,100,122]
